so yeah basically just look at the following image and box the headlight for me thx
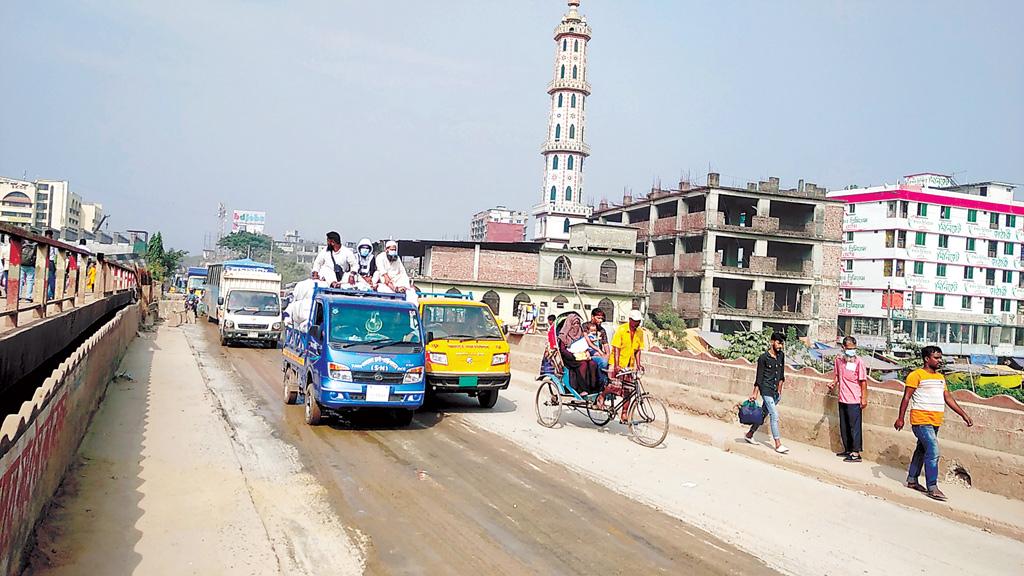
[403,367,423,383]
[428,352,448,366]
[329,362,352,382]
[224,320,234,329]
[272,322,282,330]
[491,353,509,366]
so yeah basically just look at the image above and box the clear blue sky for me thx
[2,1,1021,252]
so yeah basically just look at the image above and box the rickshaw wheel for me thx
[535,378,563,428]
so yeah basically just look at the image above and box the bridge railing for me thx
[0,223,139,331]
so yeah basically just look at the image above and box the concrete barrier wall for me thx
[508,334,1024,500]
[0,304,140,576]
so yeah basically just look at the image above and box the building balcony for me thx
[547,78,592,94]
[650,255,676,274]
[652,217,677,236]
[676,252,705,274]
[541,140,591,155]
[714,252,814,279]
[649,292,673,310]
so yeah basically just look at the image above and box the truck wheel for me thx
[304,384,323,425]
[392,409,415,427]
[220,333,228,347]
[478,389,499,409]
[283,369,297,405]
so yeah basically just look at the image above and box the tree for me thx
[714,328,773,362]
[146,232,188,281]
[218,232,273,259]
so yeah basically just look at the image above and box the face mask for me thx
[387,251,398,260]
[844,349,856,357]
[359,248,371,257]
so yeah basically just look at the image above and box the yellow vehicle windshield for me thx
[422,304,503,341]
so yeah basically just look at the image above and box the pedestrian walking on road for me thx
[895,345,973,502]
[831,336,867,462]
[745,332,789,454]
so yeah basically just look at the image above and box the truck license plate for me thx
[366,385,390,402]
[247,332,259,338]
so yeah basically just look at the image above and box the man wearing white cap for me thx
[610,309,647,379]
[373,240,417,304]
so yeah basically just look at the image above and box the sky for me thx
[1,0,1021,252]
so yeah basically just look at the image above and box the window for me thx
[938,234,949,248]
[560,65,565,79]
[914,291,923,306]
[1006,242,1015,256]
[565,186,572,201]
[885,230,895,247]
[883,259,893,277]
[990,212,1000,229]
[574,39,579,52]
[571,94,576,108]
[599,259,617,284]
[567,155,574,170]
[552,156,559,170]
[841,289,852,301]
[964,266,974,280]
[572,65,578,79]
[555,124,561,140]
[897,230,906,248]
[980,186,988,196]
[935,294,944,308]
[986,268,996,286]
[967,209,978,223]
[513,293,531,316]
[940,206,951,220]
[562,218,570,234]
[550,186,557,201]
[895,260,905,277]
[936,264,946,277]
[562,39,567,51]
[557,93,563,107]
[916,203,927,217]
[913,261,924,275]
[914,232,926,246]
[962,296,972,309]
[1002,299,1012,313]
[887,201,897,218]
[900,201,909,218]
[984,298,994,314]
[569,124,575,139]
[989,240,998,258]
[1007,215,1017,227]
[847,231,855,242]
[966,237,976,252]
[849,204,856,214]
[554,256,571,281]
[1004,270,1013,283]
[553,294,568,309]
[844,260,853,272]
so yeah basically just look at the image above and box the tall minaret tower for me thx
[532,0,593,244]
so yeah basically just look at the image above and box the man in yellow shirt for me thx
[610,310,646,376]
[894,345,973,502]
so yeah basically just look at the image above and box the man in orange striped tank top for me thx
[894,346,974,501]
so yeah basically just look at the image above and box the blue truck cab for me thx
[281,287,426,426]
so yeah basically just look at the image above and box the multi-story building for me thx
[274,230,322,267]
[0,177,38,228]
[81,202,105,234]
[596,171,844,341]
[532,0,594,244]
[39,180,82,236]
[470,206,528,242]
[402,223,643,327]
[829,175,1024,355]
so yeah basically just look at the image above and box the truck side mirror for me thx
[426,331,434,344]
[217,297,224,306]
[310,324,323,341]
[502,324,509,336]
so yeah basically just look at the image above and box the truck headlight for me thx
[224,320,234,329]
[329,362,352,382]
[272,322,283,330]
[491,353,508,366]
[428,352,448,366]
[403,367,423,383]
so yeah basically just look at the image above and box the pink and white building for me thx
[829,174,1024,355]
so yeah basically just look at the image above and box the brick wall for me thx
[652,217,676,236]
[677,252,703,273]
[751,215,779,233]
[478,250,538,285]
[823,204,845,241]
[817,287,840,341]
[650,255,675,274]
[678,211,707,233]
[677,293,701,316]
[750,255,777,275]
[428,247,476,281]
[821,244,842,281]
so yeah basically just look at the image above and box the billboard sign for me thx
[232,210,266,233]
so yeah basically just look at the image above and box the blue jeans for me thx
[19,266,35,300]
[592,355,609,384]
[909,425,941,490]
[749,394,781,439]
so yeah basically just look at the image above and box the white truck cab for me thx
[205,259,284,347]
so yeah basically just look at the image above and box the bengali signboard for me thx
[843,214,870,231]
[231,210,266,233]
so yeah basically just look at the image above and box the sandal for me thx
[907,481,927,493]
[927,488,948,502]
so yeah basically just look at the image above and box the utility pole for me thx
[886,282,893,355]
[910,285,918,346]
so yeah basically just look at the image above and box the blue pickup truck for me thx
[282,288,426,426]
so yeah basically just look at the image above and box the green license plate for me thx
[458,376,479,387]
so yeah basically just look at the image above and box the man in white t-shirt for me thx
[312,231,358,287]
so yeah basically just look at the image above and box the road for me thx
[191,322,773,575]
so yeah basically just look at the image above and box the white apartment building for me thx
[470,206,528,242]
[81,202,104,233]
[829,175,1024,356]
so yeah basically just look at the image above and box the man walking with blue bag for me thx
[745,332,789,454]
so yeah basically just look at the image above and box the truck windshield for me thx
[421,305,502,340]
[328,303,421,348]
[226,290,280,316]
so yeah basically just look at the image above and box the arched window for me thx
[554,124,561,140]
[482,290,500,315]
[567,155,574,170]
[597,298,615,321]
[572,65,578,79]
[570,94,576,108]
[562,39,567,51]
[565,186,572,201]
[557,93,563,107]
[552,155,559,170]
[2,191,32,206]
[553,294,569,309]
[560,65,565,79]
[445,287,462,295]
[574,39,579,52]
[550,186,557,201]
[513,292,531,316]
[568,125,575,139]
[599,259,617,284]
[562,218,571,234]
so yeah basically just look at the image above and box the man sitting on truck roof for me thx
[313,231,358,288]
[373,240,417,304]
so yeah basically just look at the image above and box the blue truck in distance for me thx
[282,287,426,426]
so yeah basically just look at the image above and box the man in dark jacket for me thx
[744,332,790,454]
